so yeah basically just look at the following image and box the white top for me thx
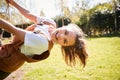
[20,17,55,56]
[36,16,56,27]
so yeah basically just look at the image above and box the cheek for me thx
[51,34,55,42]
[57,40,64,46]
[51,33,57,43]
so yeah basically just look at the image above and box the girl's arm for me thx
[6,0,37,23]
[6,0,56,27]
[0,18,25,42]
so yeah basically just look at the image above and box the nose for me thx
[58,33,65,40]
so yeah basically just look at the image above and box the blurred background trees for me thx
[0,0,120,37]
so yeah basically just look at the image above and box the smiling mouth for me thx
[55,31,58,40]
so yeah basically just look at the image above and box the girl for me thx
[0,0,88,79]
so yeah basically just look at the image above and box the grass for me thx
[11,37,120,80]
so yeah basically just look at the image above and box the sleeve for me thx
[36,17,56,27]
[24,31,48,54]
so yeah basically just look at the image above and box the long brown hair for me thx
[61,24,88,67]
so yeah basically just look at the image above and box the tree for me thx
[0,0,8,19]
[116,2,120,31]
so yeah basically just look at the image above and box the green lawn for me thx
[21,37,120,80]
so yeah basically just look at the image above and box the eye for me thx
[64,30,68,44]
[65,30,68,35]
[64,39,67,44]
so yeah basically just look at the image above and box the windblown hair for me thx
[61,24,88,67]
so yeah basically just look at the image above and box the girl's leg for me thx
[0,71,11,79]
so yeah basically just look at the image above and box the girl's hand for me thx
[5,0,15,5]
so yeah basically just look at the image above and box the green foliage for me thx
[54,17,71,27]
[0,0,8,19]
[76,2,120,36]
[22,37,120,80]
[0,0,7,9]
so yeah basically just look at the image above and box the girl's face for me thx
[51,27,76,46]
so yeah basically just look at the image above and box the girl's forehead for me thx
[65,29,76,46]
[59,27,67,29]
[60,27,72,31]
